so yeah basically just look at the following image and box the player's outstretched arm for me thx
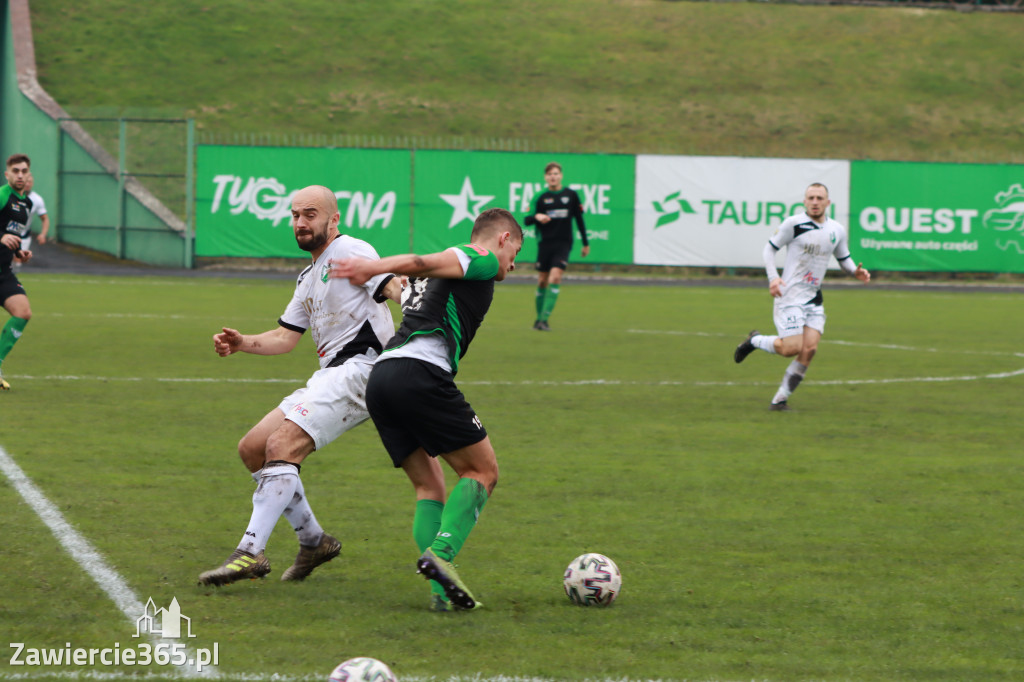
[213,326,302,357]
[330,250,464,285]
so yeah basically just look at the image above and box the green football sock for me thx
[540,284,560,322]
[535,286,546,320]
[430,478,488,562]
[414,499,446,597]
[0,316,28,366]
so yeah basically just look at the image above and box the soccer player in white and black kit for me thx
[523,162,588,331]
[199,185,410,586]
[329,208,522,611]
[733,183,870,411]
[15,172,50,269]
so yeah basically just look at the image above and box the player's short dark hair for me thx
[807,182,829,196]
[6,154,30,169]
[472,208,523,243]
[544,162,562,174]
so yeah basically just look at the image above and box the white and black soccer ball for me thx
[563,553,622,607]
[328,657,397,682]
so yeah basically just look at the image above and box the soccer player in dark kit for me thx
[523,162,588,331]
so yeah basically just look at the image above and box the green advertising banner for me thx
[196,146,411,258]
[850,160,1024,272]
[412,150,635,265]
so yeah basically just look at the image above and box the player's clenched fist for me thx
[213,327,243,356]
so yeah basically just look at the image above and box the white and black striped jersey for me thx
[767,212,853,306]
[279,235,396,369]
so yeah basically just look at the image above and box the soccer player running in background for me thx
[329,208,522,611]
[733,183,870,411]
[199,185,409,586]
[523,162,588,331]
[13,172,51,272]
[0,154,35,391]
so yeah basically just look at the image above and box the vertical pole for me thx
[408,148,416,252]
[55,120,64,243]
[117,118,127,260]
[185,119,195,269]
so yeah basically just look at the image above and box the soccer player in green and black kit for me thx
[329,208,522,611]
[523,162,588,331]
[0,154,35,390]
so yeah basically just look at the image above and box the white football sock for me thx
[237,461,300,555]
[772,360,807,404]
[752,335,778,354]
[282,474,325,547]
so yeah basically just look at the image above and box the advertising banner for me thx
[196,146,412,258]
[412,150,635,264]
[850,160,1024,272]
[633,156,851,267]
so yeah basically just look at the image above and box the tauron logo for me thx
[652,192,696,228]
[983,183,1024,254]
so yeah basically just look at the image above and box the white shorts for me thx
[278,357,374,451]
[773,301,826,338]
[20,236,31,252]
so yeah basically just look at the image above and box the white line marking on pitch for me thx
[626,330,1024,358]
[0,446,216,678]
[46,312,265,321]
[4,368,1024,388]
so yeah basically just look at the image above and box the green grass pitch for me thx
[1,272,1023,681]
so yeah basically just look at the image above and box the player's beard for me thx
[295,223,329,252]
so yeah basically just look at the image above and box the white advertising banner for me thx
[634,156,851,267]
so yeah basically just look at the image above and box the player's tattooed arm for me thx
[330,249,464,285]
[213,326,302,357]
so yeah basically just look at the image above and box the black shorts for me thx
[365,357,487,467]
[0,270,25,306]
[535,241,572,273]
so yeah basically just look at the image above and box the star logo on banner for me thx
[439,177,494,229]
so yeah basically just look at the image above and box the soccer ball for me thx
[328,657,396,682]
[563,553,621,607]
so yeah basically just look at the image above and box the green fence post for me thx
[117,118,126,260]
[55,120,64,243]
[185,118,195,269]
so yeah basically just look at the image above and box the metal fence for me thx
[57,116,195,267]
[196,131,585,154]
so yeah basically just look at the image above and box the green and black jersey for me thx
[382,244,499,374]
[1,184,33,270]
[523,187,587,247]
